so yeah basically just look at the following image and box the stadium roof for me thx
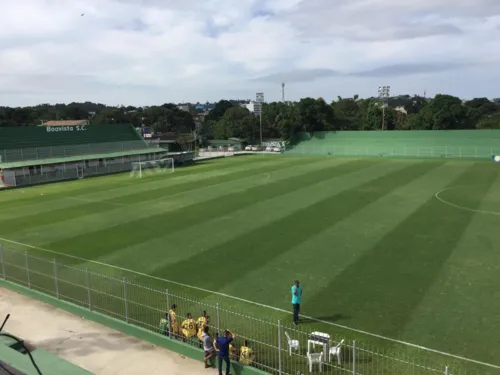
[0,148,165,169]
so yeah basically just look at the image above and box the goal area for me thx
[130,158,175,178]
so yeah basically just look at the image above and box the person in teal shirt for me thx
[291,280,302,325]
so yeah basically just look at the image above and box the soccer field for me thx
[1,155,499,373]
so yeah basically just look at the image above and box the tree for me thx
[414,94,470,130]
[213,107,256,139]
[297,97,336,134]
[205,100,234,123]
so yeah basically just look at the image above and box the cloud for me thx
[351,62,472,77]
[253,69,341,83]
[0,0,498,106]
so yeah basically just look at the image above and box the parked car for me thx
[245,145,252,151]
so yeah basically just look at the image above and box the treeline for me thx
[1,95,500,142]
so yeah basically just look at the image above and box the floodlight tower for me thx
[378,86,390,130]
[255,93,264,145]
[281,83,285,102]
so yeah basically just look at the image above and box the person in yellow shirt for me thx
[168,304,179,339]
[229,342,238,361]
[240,340,254,365]
[196,311,209,341]
[181,313,197,342]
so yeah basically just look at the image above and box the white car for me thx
[251,146,259,151]
[245,145,252,151]
[228,147,234,152]
[273,147,281,152]
[265,146,273,152]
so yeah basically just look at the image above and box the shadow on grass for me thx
[300,313,350,324]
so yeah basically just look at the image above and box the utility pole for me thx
[255,93,264,145]
[378,86,390,130]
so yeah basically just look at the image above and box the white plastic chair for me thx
[284,331,300,356]
[307,352,323,373]
[329,339,344,364]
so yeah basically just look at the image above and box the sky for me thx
[0,0,499,106]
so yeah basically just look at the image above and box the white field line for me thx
[0,237,498,369]
[434,185,500,216]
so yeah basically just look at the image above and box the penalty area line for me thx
[0,236,498,369]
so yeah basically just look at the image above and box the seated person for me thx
[240,340,254,365]
[229,341,239,361]
[159,312,168,336]
[181,313,197,341]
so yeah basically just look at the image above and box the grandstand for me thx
[0,124,168,188]
[287,130,500,159]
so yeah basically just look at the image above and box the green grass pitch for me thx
[1,155,500,374]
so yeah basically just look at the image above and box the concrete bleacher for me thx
[0,124,155,163]
[287,130,500,159]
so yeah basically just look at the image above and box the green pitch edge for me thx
[0,280,268,375]
[0,148,165,169]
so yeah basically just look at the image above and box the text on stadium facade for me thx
[46,126,87,132]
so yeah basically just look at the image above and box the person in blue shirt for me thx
[291,280,302,325]
[215,329,236,375]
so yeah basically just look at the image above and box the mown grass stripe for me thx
[151,161,444,290]
[92,159,411,274]
[7,158,342,245]
[45,159,382,260]
[208,161,469,310]
[0,156,282,208]
[303,162,498,340]
[0,158,317,235]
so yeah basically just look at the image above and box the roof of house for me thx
[41,120,89,126]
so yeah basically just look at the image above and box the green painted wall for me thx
[288,130,500,159]
[0,280,268,375]
[0,344,94,375]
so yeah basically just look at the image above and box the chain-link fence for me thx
[0,246,496,375]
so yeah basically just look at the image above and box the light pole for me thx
[255,93,264,145]
[378,86,390,130]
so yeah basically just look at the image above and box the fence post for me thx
[352,340,356,375]
[123,277,129,323]
[277,320,282,375]
[445,366,449,375]
[53,259,59,298]
[0,245,5,280]
[25,251,31,289]
[166,289,172,339]
[216,303,221,335]
[85,268,91,310]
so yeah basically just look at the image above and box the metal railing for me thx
[0,246,494,375]
[0,141,158,164]
[285,145,500,159]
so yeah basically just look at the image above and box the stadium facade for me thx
[0,123,193,188]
